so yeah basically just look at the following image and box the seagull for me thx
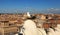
[47,28,55,35]
[27,12,31,18]
[23,20,38,35]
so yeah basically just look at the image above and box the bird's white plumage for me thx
[27,12,31,18]
[54,26,60,35]
[47,28,55,35]
[37,28,47,35]
[23,20,37,35]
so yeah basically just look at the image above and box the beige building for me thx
[40,15,46,20]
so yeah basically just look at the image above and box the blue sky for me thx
[0,0,60,13]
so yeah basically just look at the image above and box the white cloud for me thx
[47,8,60,11]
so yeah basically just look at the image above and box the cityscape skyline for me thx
[0,0,60,14]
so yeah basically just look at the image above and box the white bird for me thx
[54,28,60,35]
[47,28,55,35]
[23,19,48,35]
[37,28,47,35]
[54,25,60,35]
[27,12,31,18]
[23,20,38,35]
